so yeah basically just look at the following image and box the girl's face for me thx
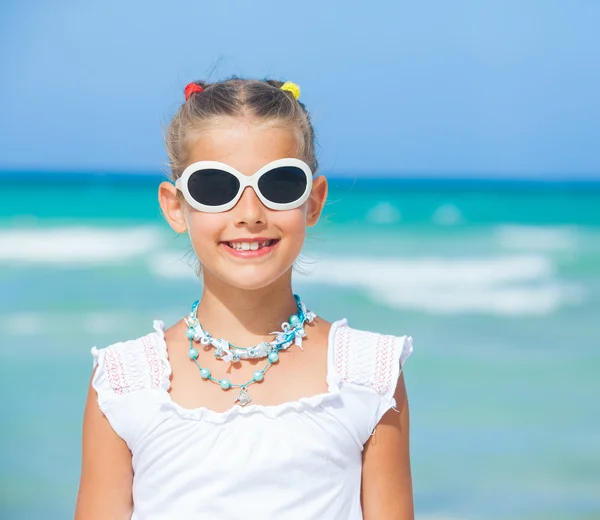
[159,118,328,291]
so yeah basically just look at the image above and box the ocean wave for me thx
[377,283,582,316]
[495,225,578,252]
[0,226,163,264]
[148,252,583,316]
[302,255,555,286]
[0,311,137,343]
[148,252,198,279]
[6,225,581,316]
[298,256,583,316]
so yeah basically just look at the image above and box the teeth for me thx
[228,240,272,251]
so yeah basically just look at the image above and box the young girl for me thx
[75,78,414,520]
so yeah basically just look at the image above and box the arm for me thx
[361,372,414,520]
[74,373,134,520]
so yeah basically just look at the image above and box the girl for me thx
[75,78,414,520]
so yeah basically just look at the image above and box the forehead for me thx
[187,118,300,175]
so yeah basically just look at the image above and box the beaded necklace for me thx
[185,295,316,406]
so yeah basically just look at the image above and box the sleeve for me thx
[90,324,169,450]
[330,321,413,431]
[371,333,413,426]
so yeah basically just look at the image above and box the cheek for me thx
[186,213,226,249]
[277,210,307,242]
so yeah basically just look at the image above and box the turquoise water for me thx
[1,178,599,519]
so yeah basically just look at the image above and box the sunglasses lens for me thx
[257,166,308,205]
[187,169,240,207]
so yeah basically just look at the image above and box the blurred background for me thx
[1,1,599,519]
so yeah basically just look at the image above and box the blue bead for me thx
[289,315,301,326]
[188,348,198,360]
[186,328,195,339]
[199,368,210,379]
[253,370,264,382]
[220,379,231,390]
[268,351,279,363]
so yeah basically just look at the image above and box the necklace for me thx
[185,294,316,362]
[185,295,316,407]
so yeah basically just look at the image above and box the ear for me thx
[158,181,188,234]
[306,175,328,227]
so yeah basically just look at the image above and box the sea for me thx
[1,174,599,520]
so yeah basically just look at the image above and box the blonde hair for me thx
[165,77,318,181]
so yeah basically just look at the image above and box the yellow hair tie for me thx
[280,81,301,100]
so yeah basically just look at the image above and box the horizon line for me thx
[1,169,600,190]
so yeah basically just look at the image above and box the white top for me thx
[91,318,413,520]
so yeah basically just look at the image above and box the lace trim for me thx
[91,321,172,402]
[106,345,128,395]
[160,389,342,424]
[333,322,351,383]
[331,324,413,398]
[373,334,395,394]
[149,320,172,391]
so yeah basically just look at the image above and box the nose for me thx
[233,187,266,226]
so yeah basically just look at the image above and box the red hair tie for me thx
[184,83,203,100]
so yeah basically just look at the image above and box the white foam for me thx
[0,226,163,264]
[302,256,555,286]
[5,312,45,336]
[378,283,582,316]
[298,255,583,316]
[495,225,578,252]
[148,252,582,316]
[142,238,585,317]
[1,311,138,341]
[83,312,132,335]
[148,251,198,279]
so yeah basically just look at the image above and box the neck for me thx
[193,270,299,343]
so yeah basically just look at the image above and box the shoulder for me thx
[91,320,171,404]
[329,319,413,399]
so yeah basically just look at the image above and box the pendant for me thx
[234,387,252,407]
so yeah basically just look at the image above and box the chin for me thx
[211,264,293,292]
[219,275,285,292]
[197,242,301,290]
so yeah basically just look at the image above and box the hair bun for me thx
[280,81,301,100]
[184,82,204,100]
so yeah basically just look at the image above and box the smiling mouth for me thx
[222,239,280,251]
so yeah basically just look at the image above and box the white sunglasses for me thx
[175,158,313,213]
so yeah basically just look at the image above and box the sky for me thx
[0,0,599,179]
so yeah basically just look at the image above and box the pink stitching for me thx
[143,334,162,390]
[105,347,127,395]
[374,334,394,394]
[334,325,350,382]
[152,334,165,389]
[116,347,128,394]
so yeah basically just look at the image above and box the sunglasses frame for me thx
[175,158,313,213]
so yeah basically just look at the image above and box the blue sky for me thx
[1,0,599,178]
